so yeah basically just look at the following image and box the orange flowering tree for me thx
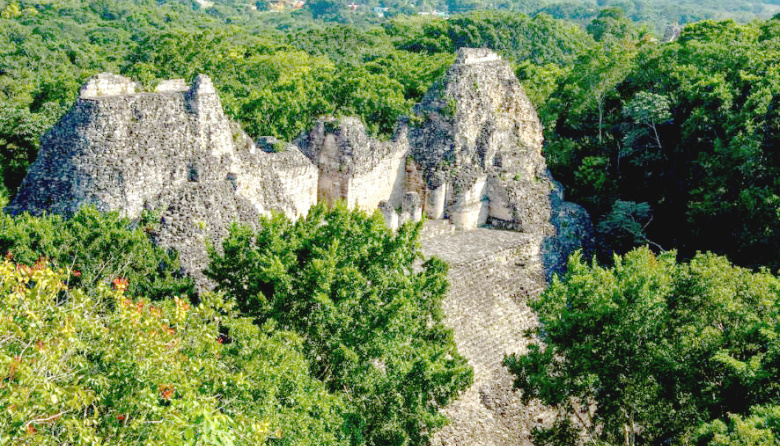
[0,260,346,445]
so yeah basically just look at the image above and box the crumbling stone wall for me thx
[7,74,319,289]
[240,137,318,219]
[154,182,260,287]
[290,48,588,252]
[408,48,552,234]
[9,74,243,219]
[296,117,409,211]
[8,47,591,286]
[80,73,140,98]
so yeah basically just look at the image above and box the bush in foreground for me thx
[0,260,345,445]
[207,203,473,446]
[506,247,780,445]
[0,206,194,300]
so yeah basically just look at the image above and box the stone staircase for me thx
[421,226,555,445]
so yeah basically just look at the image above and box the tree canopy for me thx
[506,247,780,445]
[207,204,473,445]
[0,261,346,445]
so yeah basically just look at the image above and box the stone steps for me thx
[421,227,554,446]
[420,219,457,239]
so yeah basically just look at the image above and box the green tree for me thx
[329,64,411,137]
[207,203,473,446]
[0,262,346,445]
[563,44,635,146]
[693,405,780,445]
[0,207,194,300]
[539,17,780,266]
[586,8,642,42]
[0,1,21,19]
[398,12,593,67]
[236,51,337,141]
[596,200,660,255]
[621,91,671,156]
[288,26,395,64]
[506,248,780,445]
[307,0,344,20]
[621,18,780,267]
[364,50,454,103]
[0,103,63,193]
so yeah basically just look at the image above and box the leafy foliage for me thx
[6,1,780,445]
[506,248,780,445]
[0,261,346,445]
[207,203,473,446]
[124,29,413,141]
[541,16,780,268]
[693,405,780,446]
[0,102,63,192]
[0,207,194,300]
[595,200,658,254]
[397,11,594,67]
[363,50,454,103]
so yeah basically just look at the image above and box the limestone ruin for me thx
[7,48,594,444]
[8,48,591,286]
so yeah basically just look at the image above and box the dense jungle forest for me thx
[1,0,780,444]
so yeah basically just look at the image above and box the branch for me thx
[638,216,665,251]
[569,398,597,442]
[24,409,72,428]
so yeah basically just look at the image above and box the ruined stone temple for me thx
[8,48,593,445]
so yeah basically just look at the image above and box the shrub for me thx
[0,207,194,300]
[0,260,346,445]
[506,248,780,445]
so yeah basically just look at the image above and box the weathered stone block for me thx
[379,200,399,231]
[155,79,188,93]
[80,73,139,98]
